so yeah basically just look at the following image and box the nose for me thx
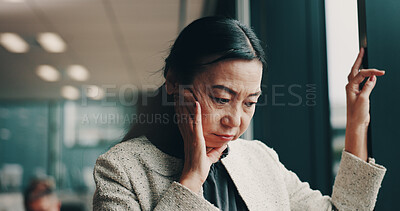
[221,107,241,128]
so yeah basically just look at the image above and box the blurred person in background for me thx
[93,16,386,210]
[24,178,61,211]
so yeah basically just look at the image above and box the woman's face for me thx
[191,59,263,148]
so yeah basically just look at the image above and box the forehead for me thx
[195,59,263,91]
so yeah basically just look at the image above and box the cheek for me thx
[199,100,222,128]
[238,110,255,133]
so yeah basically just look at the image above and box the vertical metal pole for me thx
[178,0,187,32]
[357,0,372,157]
[236,0,250,26]
[48,101,62,187]
[236,0,253,140]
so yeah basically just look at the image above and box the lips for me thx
[213,133,234,141]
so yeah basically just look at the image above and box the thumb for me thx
[207,145,228,163]
[359,75,377,99]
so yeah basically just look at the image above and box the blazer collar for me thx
[136,136,274,210]
[221,140,271,211]
[135,136,183,177]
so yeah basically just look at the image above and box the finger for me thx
[349,48,365,81]
[175,92,194,131]
[193,102,203,138]
[349,69,385,87]
[359,75,377,99]
[192,102,206,154]
[176,89,195,119]
[207,144,228,163]
[175,88,196,119]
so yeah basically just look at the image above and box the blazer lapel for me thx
[137,136,183,177]
[221,140,280,211]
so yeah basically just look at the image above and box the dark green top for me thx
[202,147,249,211]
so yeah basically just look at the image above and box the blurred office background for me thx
[0,0,398,210]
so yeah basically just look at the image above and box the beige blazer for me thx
[93,136,386,211]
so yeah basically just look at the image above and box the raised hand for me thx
[175,88,227,193]
[345,48,385,161]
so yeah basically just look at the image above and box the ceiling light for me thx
[86,85,104,100]
[37,32,67,53]
[35,65,60,82]
[0,33,29,53]
[61,86,80,100]
[67,65,89,81]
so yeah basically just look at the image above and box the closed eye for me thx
[212,96,230,104]
[244,102,257,107]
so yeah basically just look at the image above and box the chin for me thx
[205,140,231,148]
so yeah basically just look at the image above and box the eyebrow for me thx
[212,85,262,97]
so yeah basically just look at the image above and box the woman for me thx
[93,17,386,210]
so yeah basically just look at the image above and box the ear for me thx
[165,70,178,95]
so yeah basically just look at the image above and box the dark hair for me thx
[24,178,56,211]
[123,16,266,142]
[164,16,266,84]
